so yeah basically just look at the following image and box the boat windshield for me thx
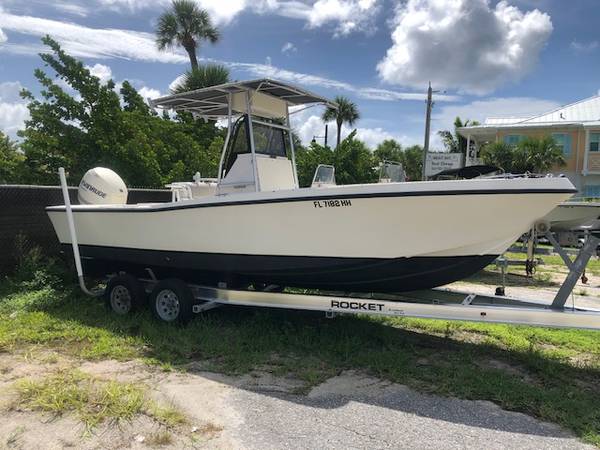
[222,116,288,177]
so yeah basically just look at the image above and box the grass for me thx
[503,250,600,276]
[12,370,144,429]
[1,258,600,445]
[146,431,173,446]
[10,368,187,431]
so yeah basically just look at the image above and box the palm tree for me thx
[170,65,230,93]
[322,96,360,149]
[437,116,479,154]
[518,136,566,173]
[156,0,219,70]
[480,137,565,174]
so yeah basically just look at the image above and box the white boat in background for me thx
[543,201,600,231]
[46,79,577,293]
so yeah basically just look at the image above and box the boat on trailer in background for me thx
[45,79,600,329]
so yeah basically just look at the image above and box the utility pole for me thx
[422,82,433,181]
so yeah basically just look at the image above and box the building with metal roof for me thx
[457,95,600,196]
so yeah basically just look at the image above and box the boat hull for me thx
[47,177,575,293]
[63,244,497,292]
[544,202,600,231]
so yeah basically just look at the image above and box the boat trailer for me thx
[58,168,600,330]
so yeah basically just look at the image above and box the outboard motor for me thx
[78,167,128,205]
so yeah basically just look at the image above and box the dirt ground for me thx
[1,260,598,449]
[0,351,593,450]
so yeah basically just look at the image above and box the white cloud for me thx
[433,97,561,129]
[377,0,553,95]
[226,61,459,102]
[75,0,380,35]
[86,63,113,83]
[303,0,381,36]
[168,74,185,92]
[0,81,29,138]
[53,2,89,17]
[137,86,162,102]
[87,0,264,24]
[570,40,598,53]
[290,106,408,148]
[0,10,188,63]
[354,127,408,149]
[0,11,457,105]
[281,42,297,54]
[0,27,6,43]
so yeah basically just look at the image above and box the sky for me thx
[0,0,599,150]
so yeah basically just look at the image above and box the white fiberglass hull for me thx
[543,201,600,231]
[47,177,575,292]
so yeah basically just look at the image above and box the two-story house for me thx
[457,95,600,197]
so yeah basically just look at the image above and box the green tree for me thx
[295,140,334,187]
[156,0,219,70]
[402,145,424,181]
[170,65,230,93]
[322,96,360,149]
[374,139,403,163]
[437,117,480,154]
[480,142,514,172]
[0,131,27,183]
[18,36,222,187]
[481,136,565,174]
[518,136,566,173]
[332,131,377,184]
[373,139,423,181]
[121,81,151,114]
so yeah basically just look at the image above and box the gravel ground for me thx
[224,371,593,450]
[1,357,594,449]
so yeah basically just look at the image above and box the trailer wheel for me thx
[150,279,194,324]
[106,274,145,315]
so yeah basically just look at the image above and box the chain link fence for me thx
[0,185,170,275]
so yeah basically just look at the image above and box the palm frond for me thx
[155,13,179,50]
[170,64,230,94]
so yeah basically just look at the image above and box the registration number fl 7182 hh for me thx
[313,199,352,208]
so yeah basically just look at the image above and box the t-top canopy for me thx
[149,78,336,119]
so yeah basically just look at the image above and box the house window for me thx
[552,133,572,158]
[590,133,600,152]
[503,135,523,146]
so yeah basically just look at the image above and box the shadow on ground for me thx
[35,289,600,443]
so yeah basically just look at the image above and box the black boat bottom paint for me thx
[63,244,497,293]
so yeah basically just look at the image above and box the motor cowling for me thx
[78,167,128,205]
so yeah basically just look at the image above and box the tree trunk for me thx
[336,119,342,149]
[185,45,199,70]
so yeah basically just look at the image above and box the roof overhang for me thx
[457,122,585,139]
[149,78,336,120]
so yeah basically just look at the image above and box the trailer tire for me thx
[106,274,145,315]
[150,279,194,324]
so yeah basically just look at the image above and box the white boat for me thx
[46,79,576,293]
[543,201,600,231]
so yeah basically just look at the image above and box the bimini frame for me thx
[150,79,336,192]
